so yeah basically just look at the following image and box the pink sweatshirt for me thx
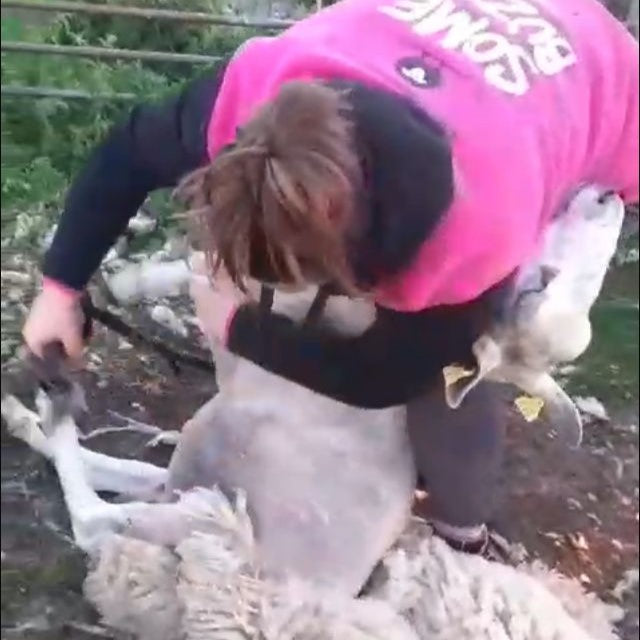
[207,0,639,312]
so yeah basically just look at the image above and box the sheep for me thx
[0,184,626,639]
[0,392,625,640]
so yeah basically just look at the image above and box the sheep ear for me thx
[518,373,583,448]
[444,336,502,409]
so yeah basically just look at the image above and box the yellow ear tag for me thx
[514,395,545,422]
[442,365,475,388]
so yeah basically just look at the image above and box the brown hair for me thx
[178,80,363,293]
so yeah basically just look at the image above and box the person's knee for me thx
[407,382,505,527]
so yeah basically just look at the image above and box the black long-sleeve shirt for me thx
[43,61,508,408]
[44,65,228,287]
[227,291,505,408]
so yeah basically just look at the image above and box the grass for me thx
[567,259,639,412]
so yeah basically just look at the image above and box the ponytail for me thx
[178,80,362,293]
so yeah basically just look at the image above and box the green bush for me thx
[47,0,260,80]
[1,1,268,241]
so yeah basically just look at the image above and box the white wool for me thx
[522,562,623,640]
[107,260,191,303]
[128,212,157,235]
[151,304,189,337]
[84,536,182,640]
[177,533,416,640]
[83,489,622,640]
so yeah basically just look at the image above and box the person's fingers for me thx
[22,291,86,363]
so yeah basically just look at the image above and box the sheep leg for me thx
[2,394,168,498]
[31,393,173,551]
[36,398,132,552]
[81,450,168,499]
[43,415,224,551]
[4,393,219,551]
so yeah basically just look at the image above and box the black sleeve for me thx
[227,294,496,409]
[43,60,229,290]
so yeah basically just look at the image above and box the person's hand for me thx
[22,280,85,361]
[189,255,246,344]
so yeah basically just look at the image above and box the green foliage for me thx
[1,1,262,246]
[47,0,259,80]
[566,260,639,409]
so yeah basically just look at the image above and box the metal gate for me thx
[0,0,302,101]
[2,0,637,102]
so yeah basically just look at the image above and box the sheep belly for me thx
[166,383,415,596]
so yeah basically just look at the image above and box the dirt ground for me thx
[1,324,638,639]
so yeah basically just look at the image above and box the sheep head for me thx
[443,186,626,448]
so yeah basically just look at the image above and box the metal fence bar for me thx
[1,41,222,64]
[1,85,136,100]
[0,0,291,28]
[0,0,293,29]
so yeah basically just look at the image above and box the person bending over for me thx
[24,0,639,557]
